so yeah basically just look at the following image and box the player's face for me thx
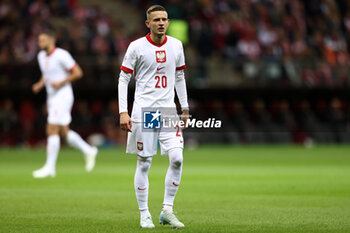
[146,11,169,36]
[38,34,54,51]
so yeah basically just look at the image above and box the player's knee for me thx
[172,157,183,168]
[60,130,68,139]
[59,127,69,139]
[169,148,183,168]
[138,156,152,172]
[46,124,59,136]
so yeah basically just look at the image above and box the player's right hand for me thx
[32,82,43,94]
[120,112,132,132]
[180,110,190,130]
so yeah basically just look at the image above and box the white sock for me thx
[134,156,152,217]
[162,204,173,212]
[66,130,93,156]
[140,209,151,219]
[44,135,60,171]
[163,148,183,209]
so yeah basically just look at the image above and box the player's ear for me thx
[145,20,150,28]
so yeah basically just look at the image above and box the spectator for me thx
[0,99,18,145]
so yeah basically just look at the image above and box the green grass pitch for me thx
[1,145,350,233]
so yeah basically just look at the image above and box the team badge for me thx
[156,50,166,63]
[137,142,143,151]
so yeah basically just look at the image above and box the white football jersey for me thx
[121,33,186,122]
[37,47,76,99]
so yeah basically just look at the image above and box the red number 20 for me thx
[155,76,167,88]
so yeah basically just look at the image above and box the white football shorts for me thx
[47,93,73,126]
[126,122,184,157]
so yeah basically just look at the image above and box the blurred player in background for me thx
[118,5,189,229]
[32,31,98,178]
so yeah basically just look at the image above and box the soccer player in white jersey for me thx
[32,31,98,178]
[118,5,189,229]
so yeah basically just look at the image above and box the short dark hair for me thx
[39,29,56,39]
[146,5,166,17]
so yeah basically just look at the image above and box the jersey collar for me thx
[46,47,57,56]
[146,33,167,47]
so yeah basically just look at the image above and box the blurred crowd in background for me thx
[1,97,349,146]
[160,0,350,87]
[1,0,350,146]
[2,0,350,87]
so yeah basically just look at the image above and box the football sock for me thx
[162,204,173,212]
[140,209,151,219]
[45,134,60,170]
[66,130,92,156]
[135,156,152,215]
[163,148,183,208]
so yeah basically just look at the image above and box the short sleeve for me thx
[60,50,76,71]
[176,42,186,70]
[121,42,137,73]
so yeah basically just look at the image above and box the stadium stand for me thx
[0,0,350,146]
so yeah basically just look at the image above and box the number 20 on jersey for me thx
[155,75,167,88]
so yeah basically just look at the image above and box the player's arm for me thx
[119,70,132,132]
[32,76,45,94]
[51,64,83,89]
[175,69,190,129]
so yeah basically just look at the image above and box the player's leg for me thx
[163,147,183,211]
[135,155,154,228]
[158,129,185,228]
[127,123,158,228]
[33,123,60,178]
[159,148,185,228]
[62,125,98,172]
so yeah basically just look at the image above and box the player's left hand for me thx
[180,110,190,130]
[32,82,44,94]
[51,81,65,89]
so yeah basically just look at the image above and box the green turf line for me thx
[0,146,350,233]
